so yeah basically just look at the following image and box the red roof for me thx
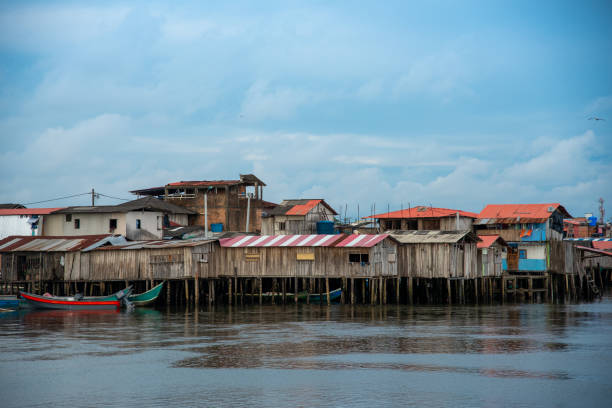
[478,203,571,221]
[477,235,507,249]
[286,200,321,215]
[0,235,117,252]
[366,206,478,219]
[593,241,612,252]
[219,234,390,248]
[0,208,63,216]
[167,180,241,187]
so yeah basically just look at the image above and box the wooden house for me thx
[261,199,338,235]
[130,174,268,233]
[476,235,508,277]
[367,206,478,231]
[390,230,480,279]
[0,235,125,284]
[474,203,571,274]
[216,234,398,279]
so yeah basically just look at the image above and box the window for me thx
[109,219,117,230]
[348,253,369,264]
[385,220,393,230]
[519,249,527,259]
[74,219,80,229]
[136,219,141,229]
[278,222,286,231]
[65,214,72,222]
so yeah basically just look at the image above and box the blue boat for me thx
[0,296,29,310]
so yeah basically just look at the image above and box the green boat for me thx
[127,281,165,306]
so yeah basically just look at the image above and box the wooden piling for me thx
[228,277,233,306]
[325,277,330,306]
[294,276,298,305]
[351,278,355,305]
[194,278,200,306]
[447,279,452,304]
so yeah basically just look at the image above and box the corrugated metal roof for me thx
[219,234,345,247]
[167,180,241,187]
[592,241,612,252]
[476,203,571,224]
[477,235,507,249]
[266,199,338,216]
[389,230,480,244]
[54,197,195,215]
[97,238,217,250]
[335,234,390,247]
[575,245,612,257]
[366,206,478,219]
[0,235,124,252]
[0,208,64,216]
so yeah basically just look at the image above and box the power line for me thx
[24,192,91,205]
[97,193,132,201]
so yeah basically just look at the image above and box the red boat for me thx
[19,291,121,310]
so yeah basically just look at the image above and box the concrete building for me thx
[0,208,63,239]
[43,197,195,240]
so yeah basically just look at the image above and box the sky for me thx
[0,0,611,221]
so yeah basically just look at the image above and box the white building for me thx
[43,197,196,240]
[0,208,63,239]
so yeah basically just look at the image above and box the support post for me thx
[326,277,330,306]
[351,278,355,305]
[447,279,452,304]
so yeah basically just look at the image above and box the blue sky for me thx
[0,1,611,220]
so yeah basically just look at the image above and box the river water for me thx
[1,292,612,407]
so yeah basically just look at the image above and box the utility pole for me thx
[91,188,95,206]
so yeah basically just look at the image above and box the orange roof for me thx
[286,200,321,215]
[593,241,612,252]
[366,206,478,219]
[477,203,571,221]
[477,235,507,249]
[0,208,63,216]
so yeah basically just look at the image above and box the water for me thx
[2,294,612,407]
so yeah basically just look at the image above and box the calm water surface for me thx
[2,292,612,407]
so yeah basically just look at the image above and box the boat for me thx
[243,288,342,303]
[0,295,23,310]
[19,288,130,311]
[300,288,342,303]
[127,281,165,306]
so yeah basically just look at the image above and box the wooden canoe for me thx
[127,281,165,306]
[20,291,121,311]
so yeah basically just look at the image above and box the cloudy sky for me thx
[1,1,611,220]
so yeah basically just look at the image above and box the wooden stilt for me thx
[326,277,330,306]
[240,278,244,306]
[447,279,452,304]
[396,277,401,304]
[341,277,346,304]
[194,278,200,306]
[351,278,355,305]
[294,276,298,305]
[382,277,387,305]
[282,278,286,305]
[362,279,366,305]
[228,277,233,306]
[307,278,311,304]
[259,278,263,305]
[408,277,413,305]
[185,279,190,305]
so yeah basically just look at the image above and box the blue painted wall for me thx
[503,258,547,272]
[519,223,546,242]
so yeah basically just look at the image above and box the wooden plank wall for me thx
[210,239,398,278]
[397,242,478,278]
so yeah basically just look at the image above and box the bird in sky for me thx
[588,116,605,121]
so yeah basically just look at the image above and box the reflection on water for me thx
[1,292,612,407]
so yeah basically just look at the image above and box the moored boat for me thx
[20,291,124,310]
[127,281,165,306]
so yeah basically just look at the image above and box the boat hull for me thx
[128,281,165,306]
[20,292,120,310]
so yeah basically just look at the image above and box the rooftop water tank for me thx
[316,220,335,234]
[211,223,223,232]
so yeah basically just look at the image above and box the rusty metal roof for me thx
[476,203,571,224]
[477,235,508,249]
[96,238,217,250]
[389,230,480,244]
[267,199,338,216]
[366,206,478,219]
[0,235,126,252]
